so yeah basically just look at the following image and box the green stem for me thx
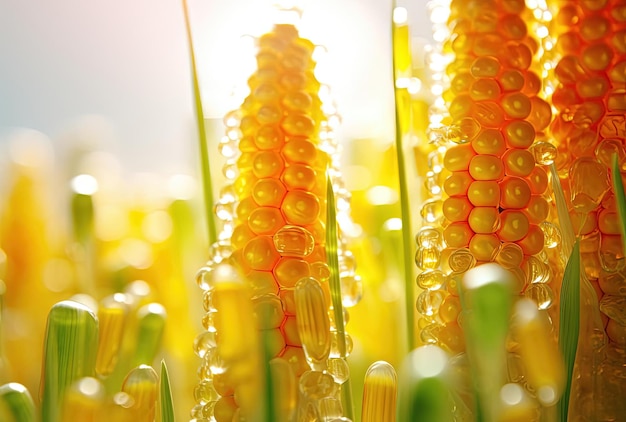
[182,0,217,246]
[390,0,415,352]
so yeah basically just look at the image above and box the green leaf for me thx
[611,154,626,252]
[325,175,354,420]
[133,303,167,367]
[181,0,217,246]
[261,328,275,422]
[391,0,415,352]
[0,383,36,422]
[558,240,581,422]
[159,360,175,422]
[41,300,98,422]
[550,163,575,257]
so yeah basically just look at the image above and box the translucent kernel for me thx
[468,181,500,206]
[327,358,350,384]
[468,207,499,234]
[295,278,331,366]
[503,149,535,177]
[596,139,626,169]
[274,258,310,288]
[600,296,626,326]
[598,270,626,296]
[529,142,557,166]
[299,370,337,400]
[448,248,476,272]
[340,273,363,307]
[569,157,610,213]
[469,155,504,181]
[496,243,524,269]
[361,361,397,422]
[416,269,446,290]
[525,284,554,310]
[416,289,446,316]
[469,233,501,261]
[539,222,561,248]
[498,210,530,242]
[274,225,315,257]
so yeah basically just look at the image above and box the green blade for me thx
[326,175,354,419]
[181,0,217,246]
[133,303,167,367]
[40,300,98,422]
[391,0,415,352]
[611,154,626,252]
[558,241,581,422]
[159,360,175,422]
[0,383,36,422]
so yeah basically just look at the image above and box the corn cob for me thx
[549,0,626,418]
[192,22,357,421]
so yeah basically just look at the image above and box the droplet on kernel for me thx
[274,225,315,257]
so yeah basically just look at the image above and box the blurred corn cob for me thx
[549,0,626,418]
[191,17,359,421]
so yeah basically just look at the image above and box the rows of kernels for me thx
[416,0,554,359]
[550,0,626,417]
[193,23,357,421]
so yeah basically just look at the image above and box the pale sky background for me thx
[0,0,433,176]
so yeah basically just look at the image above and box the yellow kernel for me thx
[469,79,502,101]
[282,316,301,346]
[611,61,626,83]
[294,277,331,365]
[468,207,500,234]
[257,104,282,125]
[606,319,626,346]
[240,115,261,137]
[470,57,501,78]
[232,224,255,250]
[503,148,534,177]
[518,224,545,256]
[214,396,238,422]
[439,322,466,354]
[467,180,500,206]
[468,233,501,261]
[280,346,309,377]
[499,14,527,40]
[443,222,474,248]
[253,83,281,103]
[613,29,626,53]
[252,151,284,179]
[498,69,525,92]
[443,171,473,197]
[273,258,310,288]
[282,91,313,112]
[472,129,506,156]
[362,361,397,422]
[449,94,473,119]
[527,166,548,194]
[450,72,474,94]
[253,294,285,329]
[262,328,287,357]
[247,270,279,297]
[504,43,532,70]
[236,196,257,222]
[255,125,285,150]
[504,120,535,149]
[527,97,552,132]
[498,210,530,242]
[439,295,462,323]
[248,207,285,235]
[281,138,318,164]
[442,196,472,222]
[501,92,531,119]
[281,190,320,225]
[576,75,610,99]
[499,176,531,209]
[598,209,621,235]
[582,43,614,71]
[281,114,315,136]
[282,164,316,191]
[522,71,541,96]
[469,154,505,180]
[252,179,287,207]
[570,210,598,235]
[524,195,549,224]
[444,144,476,172]
[243,235,280,271]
